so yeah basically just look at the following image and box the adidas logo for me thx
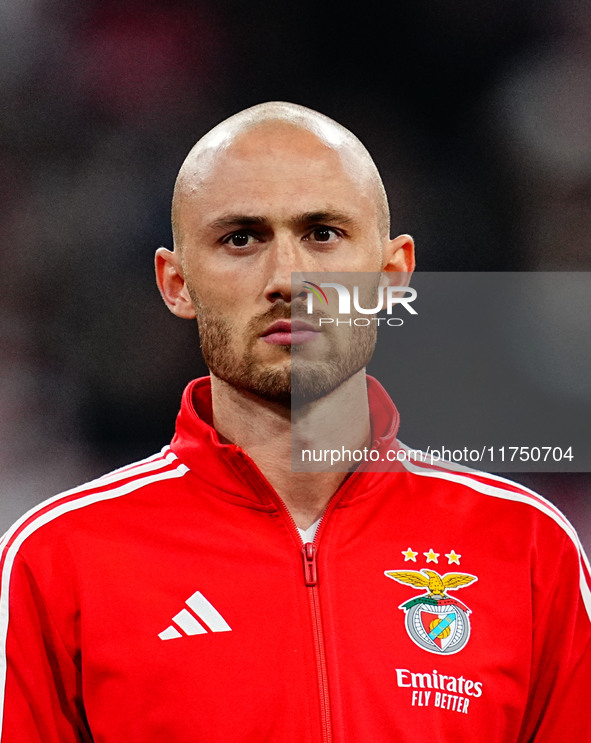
[159,590,232,640]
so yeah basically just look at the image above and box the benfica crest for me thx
[385,568,478,655]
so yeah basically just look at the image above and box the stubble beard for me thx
[193,300,377,408]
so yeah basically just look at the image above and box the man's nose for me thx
[263,236,309,304]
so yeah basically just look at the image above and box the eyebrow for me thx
[207,210,356,232]
[208,215,267,231]
[298,210,355,227]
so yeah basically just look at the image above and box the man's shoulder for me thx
[392,443,583,550]
[1,447,190,562]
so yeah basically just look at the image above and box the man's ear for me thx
[381,234,415,287]
[154,247,197,319]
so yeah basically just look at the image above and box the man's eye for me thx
[223,232,256,248]
[305,227,340,243]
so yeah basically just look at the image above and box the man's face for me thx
[175,123,392,404]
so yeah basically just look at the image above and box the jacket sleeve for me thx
[0,550,92,742]
[517,531,591,742]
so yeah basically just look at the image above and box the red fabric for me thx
[1,376,589,741]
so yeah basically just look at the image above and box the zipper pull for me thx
[302,542,318,586]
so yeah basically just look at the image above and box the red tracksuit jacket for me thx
[1,376,590,741]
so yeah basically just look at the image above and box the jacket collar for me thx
[170,375,401,505]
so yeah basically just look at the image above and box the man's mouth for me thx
[260,319,320,345]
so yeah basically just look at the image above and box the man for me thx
[1,102,589,742]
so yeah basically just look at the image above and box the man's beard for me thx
[194,301,377,407]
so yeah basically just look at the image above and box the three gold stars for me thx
[400,547,462,565]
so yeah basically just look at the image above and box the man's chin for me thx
[209,348,368,408]
[227,373,350,408]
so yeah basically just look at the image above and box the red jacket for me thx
[1,376,590,742]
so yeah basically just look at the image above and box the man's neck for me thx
[210,371,371,530]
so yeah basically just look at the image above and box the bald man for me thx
[156,101,414,530]
[1,103,590,743]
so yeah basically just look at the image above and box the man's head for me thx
[156,102,414,404]
[170,102,392,249]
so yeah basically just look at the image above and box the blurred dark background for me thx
[1,0,590,549]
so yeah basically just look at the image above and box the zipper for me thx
[301,541,332,742]
[269,492,334,741]
[303,542,318,586]
[297,478,360,743]
[233,449,363,743]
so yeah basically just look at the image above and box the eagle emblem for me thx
[385,568,478,655]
